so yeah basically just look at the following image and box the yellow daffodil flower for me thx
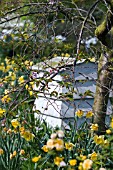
[32,155,41,163]
[90,124,98,131]
[75,110,84,118]
[54,157,64,166]
[65,142,74,150]
[11,119,20,128]
[86,111,93,118]
[69,159,77,166]
[0,108,6,117]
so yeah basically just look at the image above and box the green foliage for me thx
[0,0,113,169]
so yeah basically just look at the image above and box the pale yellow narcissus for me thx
[46,139,54,150]
[13,151,17,157]
[7,128,12,134]
[10,151,17,160]
[82,159,93,170]
[57,130,64,138]
[46,138,64,151]
[20,149,25,155]
[54,138,64,151]
[50,133,57,139]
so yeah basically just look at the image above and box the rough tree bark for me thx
[93,0,113,134]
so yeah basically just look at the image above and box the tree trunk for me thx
[93,51,113,134]
[93,0,113,134]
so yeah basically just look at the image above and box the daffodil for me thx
[20,149,25,155]
[65,142,74,150]
[10,153,13,160]
[57,130,64,138]
[18,76,24,84]
[103,140,109,147]
[90,152,97,161]
[93,135,104,145]
[7,128,12,134]
[21,130,35,141]
[54,157,64,166]
[46,138,64,151]
[10,151,17,159]
[90,124,98,131]
[0,148,4,155]
[75,110,84,118]
[54,138,64,151]
[82,159,93,170]
[32,155,41,163]
[11,119,20,128]
[86,111,93,118]
[42,145,49,152]
[0,108,6,117]
[1,95,11,103]
[78,162,83,170]
[13,151,17,157]
[80,154,87,161]
[110,118,113,128]
[106,129,111,134]
[69,159,77,166]
[46,139,55,150]
[50,133,57,139]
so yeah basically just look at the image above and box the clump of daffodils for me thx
[42,130,64,152]
[93,135,109,147]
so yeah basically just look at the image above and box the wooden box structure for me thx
[32,57,112,128]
